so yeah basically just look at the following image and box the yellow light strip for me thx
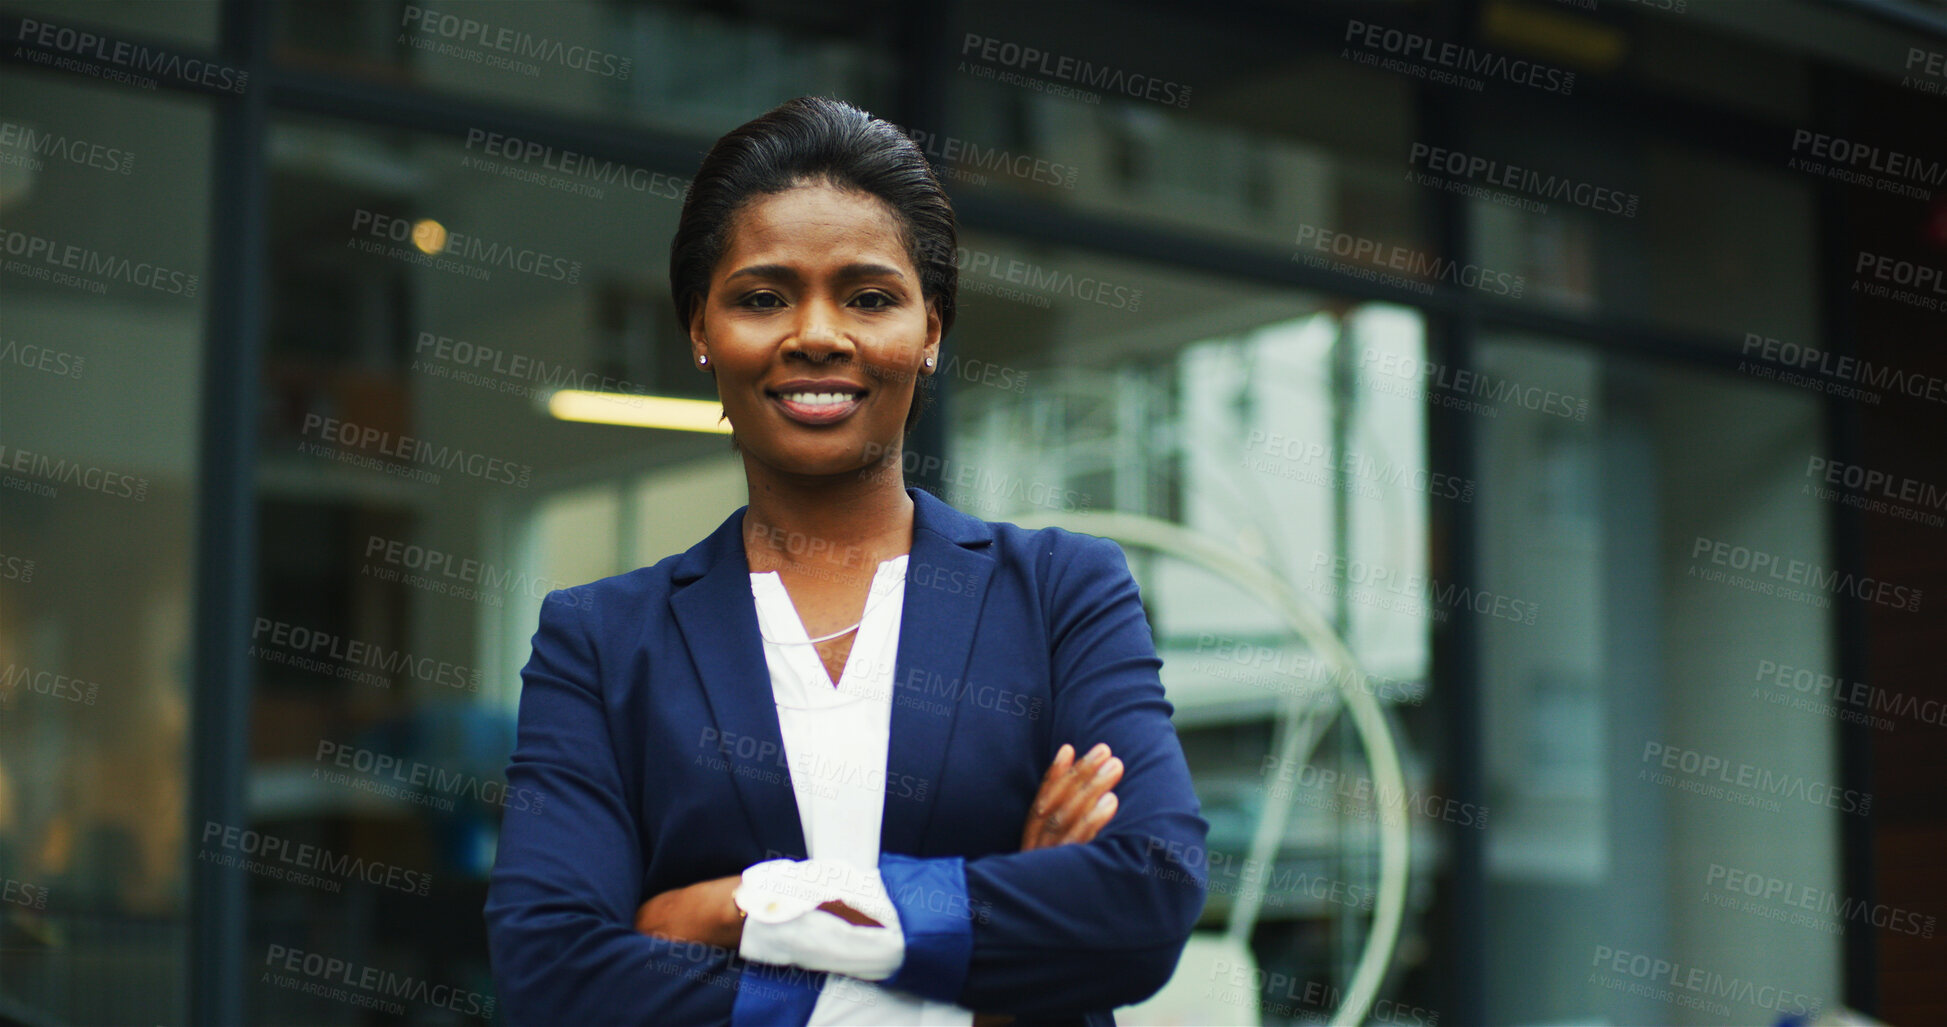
[545,390,732,433]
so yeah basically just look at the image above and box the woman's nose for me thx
[784,303,852,356]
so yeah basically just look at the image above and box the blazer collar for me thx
[668,487,997,860]
[670,486,993,584]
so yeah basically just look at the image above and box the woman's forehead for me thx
[721,183,909,265]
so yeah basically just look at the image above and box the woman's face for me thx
[690,181,940,479]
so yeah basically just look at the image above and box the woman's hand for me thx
[634,876,885,948]
[635,741,1119,1027]
[969,744,1125,1026]
[634,874,744,950]
[1020,742,1123,851]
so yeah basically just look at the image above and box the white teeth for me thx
[780,392,857,406]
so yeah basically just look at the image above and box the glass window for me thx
[944,2,1423,257]
[0,70,211,1025]
[5,0,221,51]
[1475,333,1841,1025]
[934,238,1446,1024]
[246,110,723,1022]
[271,0,899,139]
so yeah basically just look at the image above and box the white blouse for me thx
[738,554,975,1026]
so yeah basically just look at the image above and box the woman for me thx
[484,96,1208,1026]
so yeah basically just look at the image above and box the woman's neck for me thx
[740,452,916,576]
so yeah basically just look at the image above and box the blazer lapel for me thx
[880,487,996,857]
[668,488,997,862]
[669,506,809,862]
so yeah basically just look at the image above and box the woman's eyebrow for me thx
[724,262,907,284]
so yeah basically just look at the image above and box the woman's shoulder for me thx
[537,553,690,620]
[921,491,1133,593]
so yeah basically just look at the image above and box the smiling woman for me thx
[483,96,1210,1027]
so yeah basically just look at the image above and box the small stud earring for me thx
[924,357,935,368]
[698,354,708,367]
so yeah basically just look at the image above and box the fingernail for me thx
[1088,743,1109,762]
[1096,757,1120,779]
[1095,792,1116,810]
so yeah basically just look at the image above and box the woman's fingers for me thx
[816,899,884,927]
[1031,743,1101,847]
[1022,743,1118,850]
[1032,743,1076,817]
[1049,754,1122,845]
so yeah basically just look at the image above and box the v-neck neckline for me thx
[751,555,908,694]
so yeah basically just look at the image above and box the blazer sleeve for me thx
[484,588,741,1026]
[877,533,1211,1017]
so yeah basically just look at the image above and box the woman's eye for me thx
[852,291,896,311]
[739,292,785,309]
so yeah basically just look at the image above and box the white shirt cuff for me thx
[734,858,905,981]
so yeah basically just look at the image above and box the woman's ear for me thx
[922,298,943,371]
[688,298,710,367]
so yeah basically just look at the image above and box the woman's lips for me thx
[770,391,864,425]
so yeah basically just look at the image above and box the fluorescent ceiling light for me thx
[545,390,732,433]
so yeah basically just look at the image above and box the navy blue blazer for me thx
[485,486,1209,1025]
